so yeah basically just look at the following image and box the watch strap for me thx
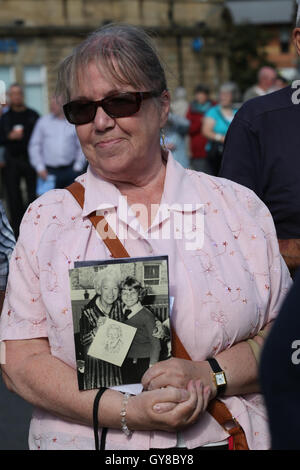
[207,357,227,397]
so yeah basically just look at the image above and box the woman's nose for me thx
[93,105,115,132]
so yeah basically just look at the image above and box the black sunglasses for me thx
[63,91,161,125]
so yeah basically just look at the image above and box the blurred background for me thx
[0,0,298,112]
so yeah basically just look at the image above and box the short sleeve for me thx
[0,205,48,341]
[204,106,217,119]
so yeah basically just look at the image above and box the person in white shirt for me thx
[28,96,87,189]
[243,66,277,103]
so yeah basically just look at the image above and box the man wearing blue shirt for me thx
[29,96,86,191]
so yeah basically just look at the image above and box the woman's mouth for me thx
[96,138,123,148]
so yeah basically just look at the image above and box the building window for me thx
[23,66,48,115]
[143,264,160,285]
[280,28,290,54]
[0,66,16,105]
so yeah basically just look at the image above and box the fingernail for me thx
[153,404,161,412]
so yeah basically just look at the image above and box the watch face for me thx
[215,372,226,386]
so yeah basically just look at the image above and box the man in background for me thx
[219,9,300,276]
[243,66,277,102]
[29,96,86,191]
[0,84,39,238]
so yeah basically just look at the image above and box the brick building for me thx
[0,0,230,114]
[226,0,298,81]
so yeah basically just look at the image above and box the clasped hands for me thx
[126,358,215,433]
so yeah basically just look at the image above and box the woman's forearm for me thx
[142,331,268,399]
[214,324,272,397]
[2,339,207,434]
[214,340,259,397]
[2,338,123,428]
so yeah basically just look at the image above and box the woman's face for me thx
[96,278,119,305]
[73,62,170,181]
[219,90,233,107]
[195,91,208,104]
[121,287,139,308]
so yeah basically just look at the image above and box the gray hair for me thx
[56,23,167,104]
[219,82,237,94]
[218,81,240,103]
[94,267,120,290]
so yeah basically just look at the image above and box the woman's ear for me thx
[292,28,300,56]
[159,90,171,129]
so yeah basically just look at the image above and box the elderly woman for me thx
[202,82,238,175]
[79,270,123,389]
[0,24,291,450]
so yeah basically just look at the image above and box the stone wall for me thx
[0,0,229,109]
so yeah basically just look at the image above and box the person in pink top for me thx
[0,24,292,450]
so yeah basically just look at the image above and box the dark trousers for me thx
[3,157,36,238]
[46,164,79,189]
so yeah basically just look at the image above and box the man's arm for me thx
[28,117,47,176]
[219,116,263,198]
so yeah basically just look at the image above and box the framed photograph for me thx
[69,255,171,393]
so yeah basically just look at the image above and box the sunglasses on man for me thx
[63,91,162,125]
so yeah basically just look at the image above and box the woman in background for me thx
[202,82,238,175]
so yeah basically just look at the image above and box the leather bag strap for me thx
[66,181,249,450]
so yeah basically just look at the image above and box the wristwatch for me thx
[207,357,227,397]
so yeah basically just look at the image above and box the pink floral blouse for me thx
[0,152,292,450]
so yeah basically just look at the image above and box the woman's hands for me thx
[142,357,216,399]
[126,380,211,433]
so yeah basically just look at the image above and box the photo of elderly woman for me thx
[120,276,162,384]
[78,269,124,390]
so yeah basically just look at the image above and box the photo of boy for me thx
[120,276,161,384]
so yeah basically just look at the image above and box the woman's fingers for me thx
[129,384,210,433]
[153,402,178,413]
[155,380,211,429]
[152,386,191,413]
[142,358,190,390]
[183,380,211,426]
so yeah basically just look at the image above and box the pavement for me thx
[0,373,32,450]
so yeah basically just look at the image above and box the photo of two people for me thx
[69,256,171,391]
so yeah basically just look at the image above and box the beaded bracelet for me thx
[120,392,132,437]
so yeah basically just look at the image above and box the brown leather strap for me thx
[66,181,249,450]
[67,181,130,259]
[171,328,248,450]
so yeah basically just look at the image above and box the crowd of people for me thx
[0,13,299,452]
[0,85,87,238]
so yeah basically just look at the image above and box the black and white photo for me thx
[69,255,171,391]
